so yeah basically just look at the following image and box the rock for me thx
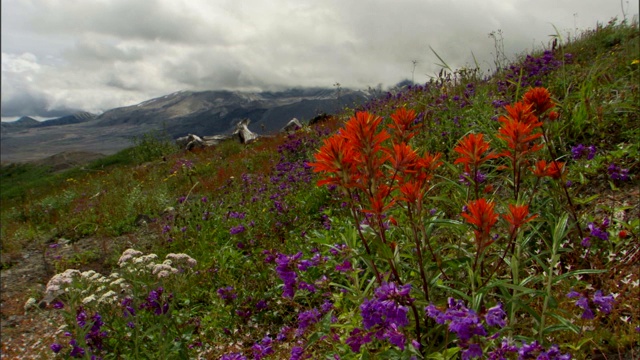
[281,118,302,133]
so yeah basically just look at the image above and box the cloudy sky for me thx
[2,0,637,120]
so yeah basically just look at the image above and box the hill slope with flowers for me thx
[1,19,639,359]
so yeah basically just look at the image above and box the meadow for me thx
[1,19,638,359]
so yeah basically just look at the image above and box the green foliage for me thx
[131,129,178,164]
[6,21,640,360]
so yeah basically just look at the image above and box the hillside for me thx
[0,19,638,359]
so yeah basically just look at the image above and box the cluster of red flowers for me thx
[310,87,561,255]
[309,108,442,217]
[455,87,558,247]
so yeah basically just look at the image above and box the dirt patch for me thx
[0,228,160,358]
[30,151,106,173]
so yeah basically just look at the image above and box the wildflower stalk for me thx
[346,188,382,285]
[540,127,585,241]
[539,213,569,341]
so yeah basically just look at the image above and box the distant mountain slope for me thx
[0,87,369,163]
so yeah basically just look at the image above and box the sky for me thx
[1,0,638,120]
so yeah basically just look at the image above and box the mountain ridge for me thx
[0,87,370,163]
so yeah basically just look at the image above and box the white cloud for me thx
[1,0,637,117]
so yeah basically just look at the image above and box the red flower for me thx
[530,160,565,180]
[342,111,389,159]
[522,87,555,117]
[390,142,418,176]
[308,135,357,187]
[503,204,537,232]
[453,133,497,173]
[462,198,499,245]
[503,102,539,126]
[388,107,417,142]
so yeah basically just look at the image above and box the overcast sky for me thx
[2,0,637,119]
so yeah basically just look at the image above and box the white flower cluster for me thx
[118,248,197,279]
[44,268,125,306]
[45,269,81,297]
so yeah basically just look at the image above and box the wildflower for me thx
[345,328,373,353]
[502,203,537,233]
[220,353,247,360]
[275,252,303,298]
[497,104,543,159]
[53,300,64,309]
[252,336,274,360]
[531,160,565,180]
[388,107,417,142]
[567,289,614,319]
[571,144,596,160]
[426,298,488,341]
[461,198,499,247]
[485,302,507,328]
[522,87,555,117]
[297,308,321,334]
[587,219,610,241]
[335,260,353,272]
[290,346,305,360]
[217,286,237,304]
[230,225,246,235]
[608,163,630,181]
[50,343,63,353]
[308,133,357,188]
[462,343,483,359]
[453,133,498,173]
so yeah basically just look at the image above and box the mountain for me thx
[0,88,369,163]
[0,116,40,131]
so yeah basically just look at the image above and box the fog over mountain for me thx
[2,0,637,119]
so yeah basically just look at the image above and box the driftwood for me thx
[177,117,308,151]
[232,118,258,144]
[281,118,302,133]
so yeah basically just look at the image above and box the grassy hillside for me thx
[1,19,638,359]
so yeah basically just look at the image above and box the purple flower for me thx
[50,343,63,353]
[297,308,321,333]
[76,308,88,327]
[592,290,614,314]
[298,281,316,293]
[587,221,609,241]
[252,336,274,360]
[275,252,302,298]
[290,346,305,360]
[335,260,353,272]
[485,302,506,328]
[568,289,614,319]
[221,353,247,360]
[462,343,483,359]
[230,225,246,235]
[608,163,630,181]
[571,144,597,160]
[581,237,591,247]
[217,286,237,304]
[426,298,487,341]
[345,328,373,353]
[52,300,64,309]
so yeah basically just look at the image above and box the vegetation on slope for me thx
[1,18,639,359]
